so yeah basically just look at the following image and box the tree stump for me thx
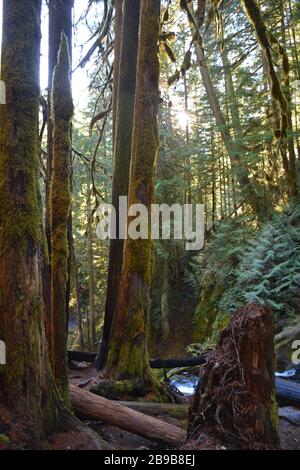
[188,304,280,449]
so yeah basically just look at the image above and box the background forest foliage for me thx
[63,0,300,359]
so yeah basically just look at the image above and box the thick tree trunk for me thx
[188,304,279,449]
[50,34,74,401]
[70,385,185,447]
[0,0,66,443]
[104,0,161,388]
[97,0,141,370]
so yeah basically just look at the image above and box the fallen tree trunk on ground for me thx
[276,378,300,406]
[68,350,207,368]
[70,384,186,447]
[119,402,189,420]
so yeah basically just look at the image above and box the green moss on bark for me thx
[105,0,161,393]
[50,33,73,402]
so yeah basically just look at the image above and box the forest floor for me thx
[67,364,300,451]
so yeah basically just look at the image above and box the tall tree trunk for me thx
[86,185,96,350]
[0,0,65,443]
[112,0,123,151]
[96,0,141,370]
[105,0,161,388]
[161,245,170,341]
[45,0,73,361]
[72,249,85,350]
[50,34,74,401]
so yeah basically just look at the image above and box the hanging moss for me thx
[50,33,73,402]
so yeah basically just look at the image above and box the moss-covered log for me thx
[70,385,186,447]
[104,0,161,391]
[50,33,74,401]
[188,304,280,449]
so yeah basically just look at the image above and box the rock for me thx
[279,407,300,426]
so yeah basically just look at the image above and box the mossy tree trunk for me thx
[111,0,123,151]
[44,0,73,358]
[72,250,85,350]
[50,34,74,401]
[105,0,161,388]
[97,0,141,370]
[0,0,66,442]
[86,184,96,350]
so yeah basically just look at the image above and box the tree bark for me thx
[45,0,73,361]
[86,185,96,350]
[72,249,85,350]
[96,0,141,370]
[50,34,74,401]
[112,0,123,151]
[0,0,67,443]
[104,0,161,388]
[188,304,279,449]
[70,385,185,447]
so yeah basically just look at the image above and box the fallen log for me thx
[275,378,300,406]
[150,357,206,369]
[68,350,97,362]
[70,384,186,447]
[119,402,189,420]
[68,350,206,369]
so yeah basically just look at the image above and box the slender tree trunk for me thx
[86,185,96,350]
[0,0,66,443]
[96,0,141,370]
[112,0,123,151]
[50,34,74,401]
[45,0,73,361]
[161,245,170,341]
[105,0,161,388]
[72,250,85,350]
